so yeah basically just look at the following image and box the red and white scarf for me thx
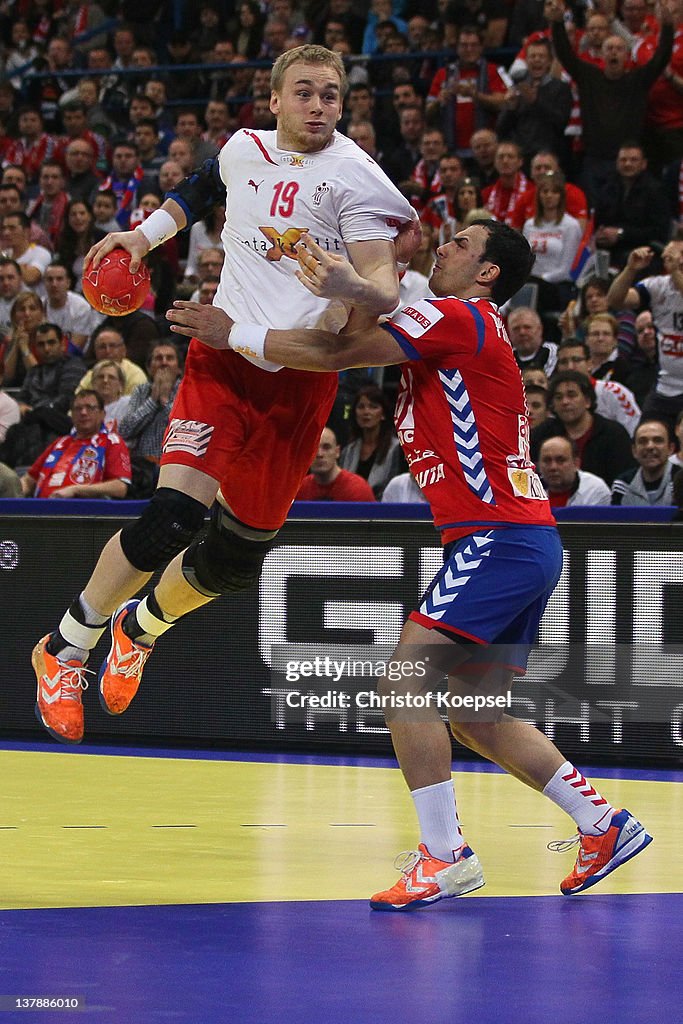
[485,172,530,223]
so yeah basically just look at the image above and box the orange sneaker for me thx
[550,808,653,895]
[98,600,154,716]
[33,634,91,744]
[370,843,484,911]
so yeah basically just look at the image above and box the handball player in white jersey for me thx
[32,44,418,746]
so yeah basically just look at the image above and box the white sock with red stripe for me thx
[411,780,464,862]
[543,761,614,835]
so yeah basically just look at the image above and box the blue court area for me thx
[4,894,681,1024]
[1,744,680,1023]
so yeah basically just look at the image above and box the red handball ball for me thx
[82,248,151,316]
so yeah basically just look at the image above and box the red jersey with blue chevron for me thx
[382,295,556,542]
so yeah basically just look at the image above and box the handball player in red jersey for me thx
[169,219,653,907]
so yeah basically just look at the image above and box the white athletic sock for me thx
[543,761,615,836]
[53,594,109,663]
[411,780,464,862]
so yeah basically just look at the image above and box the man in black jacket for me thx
[545,0,675,204]
[496,38,572,168]
[594,144,670,270]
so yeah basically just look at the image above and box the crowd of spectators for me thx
[0,0,681,508]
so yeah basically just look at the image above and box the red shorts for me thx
[161,339,338,530]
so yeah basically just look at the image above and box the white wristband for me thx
[135,208,178,250]
[228,323,268,361]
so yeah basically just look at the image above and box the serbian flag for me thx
[570,215,594,283]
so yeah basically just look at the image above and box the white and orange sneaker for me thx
[550,808,653,895]
[370,843,484,911]
[33,634,91,744]
[98,600,154,716]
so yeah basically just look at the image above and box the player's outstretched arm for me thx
[86,157,224,271]
[85,199,187,273]
[167,301,233,349]
[166,301,407,371]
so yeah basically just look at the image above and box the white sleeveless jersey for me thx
[636,274,683,399]
[215,129,413,334]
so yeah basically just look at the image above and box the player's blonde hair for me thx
[271,45,348,97]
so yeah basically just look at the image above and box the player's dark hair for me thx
[548,370,597,413]
[470,219,535,306]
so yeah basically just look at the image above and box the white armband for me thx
[135,208,178,250]
[228,323,268,361]
[228,322,282,371]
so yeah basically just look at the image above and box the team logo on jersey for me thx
[282,154,313,168]
[258,226,309,261]
[312,182,330,206]
[393,301,444,338]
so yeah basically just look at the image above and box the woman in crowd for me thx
[453,178,483,233]
[91,359,131,433]
[1,291,43,387]
[57,199,99,293]
[558,274,636,356]
[339,384,405,499]
[522,171,582,315]
[233,1,266,59]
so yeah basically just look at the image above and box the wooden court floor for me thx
[1,743,680,1023]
